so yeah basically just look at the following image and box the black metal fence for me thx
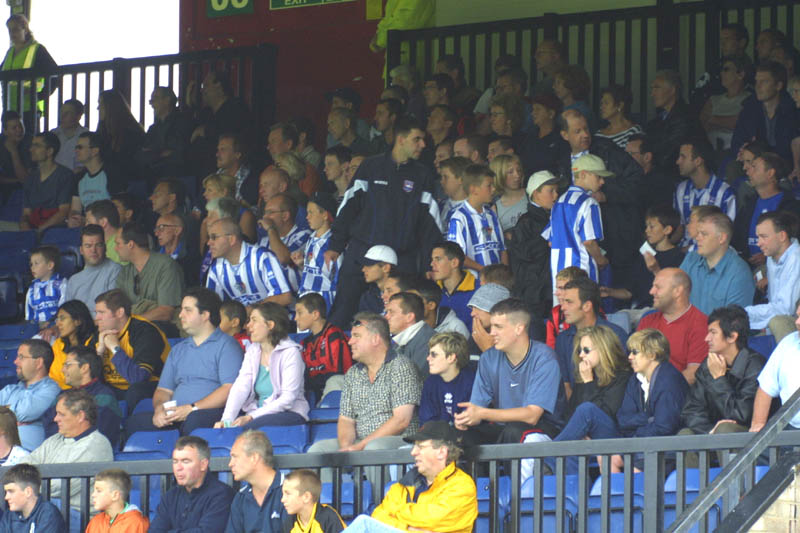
[386,0,800,123]
[8,429,799,533]
[0,44,278,137]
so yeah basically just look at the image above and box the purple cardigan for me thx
[221,338,310,422]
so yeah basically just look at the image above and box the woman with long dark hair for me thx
[49,300,97,389]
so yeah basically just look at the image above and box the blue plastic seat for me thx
[308,407,339,421]
[319,390,342,408]
[257,424,308,454]
[190,427,243,456]
[123,430,180,455]
[40,227,81,247]
[320,481,373,518]
[309,422,337,448]
[0,323,38,340]
[748,335,776,358]
[513,475,578,533]
[0,277,18,321]
[663,468,722,532]
[116,451,166,520]
[132,398,153,415]
[0,230,35,252]
[587,473,646,533]
[475,476,511,533]
[289,332,310,343]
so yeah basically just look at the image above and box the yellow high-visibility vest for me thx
[2,41,45,113]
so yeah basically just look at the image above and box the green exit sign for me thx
[270,0,356,10]
[207,0,254,18]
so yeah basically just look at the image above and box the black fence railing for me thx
[0,44,278,137]
[386,0,799,123]
[6,429,800,533]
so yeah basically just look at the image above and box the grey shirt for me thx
[116,252,185,316]
[64,259,121,310]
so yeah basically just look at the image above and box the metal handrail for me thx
[668,386,800,532]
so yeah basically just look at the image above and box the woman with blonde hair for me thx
[490,154,527,233]
[0,407,29,464]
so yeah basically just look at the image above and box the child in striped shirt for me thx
[25,246,66,327]
[438,156,470,235]
[447,164,507,275]
[296,191,341,309]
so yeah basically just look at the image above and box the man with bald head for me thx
[156,213,200,287]
[205,217,291,307]
[555,109,645,285]
[638,267,709,384]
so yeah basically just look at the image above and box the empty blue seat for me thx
[475,476,511,533]
[40,227,81,247]
[190,427,243,456]
[319,390,342,408]
[588,473,646,533]
[124,430,180,455]
[0,323,38,340]
[0,230,35,252]
[308,407,339,421]
[515,474,579,533]
[115,450,171,461]
[257,424,308,454]
[309,422,337,448]
[320,481,373,518]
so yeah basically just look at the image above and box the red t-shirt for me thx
[637,305,708,371]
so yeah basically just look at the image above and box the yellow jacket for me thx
[375,0,435,48]
[371,462,478,533]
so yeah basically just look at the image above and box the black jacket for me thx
[733,192,800,259]
[507,203,552,316]
[568,369,631,422]
[556,136,646,265]
[680,347,765,434]
[645,99,703,170]
[519,129,565,176]
[731,91,800,163]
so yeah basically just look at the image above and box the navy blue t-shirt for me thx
[748,193,784,255]
[419,367,476,425]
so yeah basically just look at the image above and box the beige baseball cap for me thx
[572,154,615,177]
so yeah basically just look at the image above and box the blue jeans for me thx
[244,410,306,429]
[548,402,620,475]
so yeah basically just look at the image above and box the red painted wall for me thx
[180,0,385,144]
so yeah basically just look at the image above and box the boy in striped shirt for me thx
[438,156,470,236]
[25,246,66,326]
[296,192,341,309]
[447,164,507,275]
[543,154,611,293]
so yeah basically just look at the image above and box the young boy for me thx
[296,191,341,310]
[296,292,353,403]
[220,300,250,351]
[419,332,475,425]
[358,244,398,314]
[1,464,65,531]
[86,468,149,532]
[545,266,588,349]
[600,204,685,309]
[447,164,507,275]
[281,469,346,533]
[438,156,471,235]
[26,245,66,327]
[543,153,612,291]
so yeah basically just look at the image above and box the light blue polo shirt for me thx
[758,331,800,428]
[679,248,755,316]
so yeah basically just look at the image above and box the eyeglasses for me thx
[208,233,232,241]
[580,346,594,354]
[154,224,180,232]
[629,349,641,356]
[14,354,34,361]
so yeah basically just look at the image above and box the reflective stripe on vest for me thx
[2,42,43,113]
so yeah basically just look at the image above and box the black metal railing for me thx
[0,44,278,137]
[6,428,800,533]
[386,0,798,123]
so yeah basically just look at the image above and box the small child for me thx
[281,469,346,533]
[0,464,65,531]
[86,468,149,532]
[296,293,352,403]
[296,191,342,310]
[25,245,66,327]
[220,299,251,351]
[448,164,507,275]
[438,156,471,235]
[418,332,476,425]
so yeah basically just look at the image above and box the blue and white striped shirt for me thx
[298,229,341,310]
[673,174,736,225]
[258,225,311,293]
[440,198,465,235]
[542,185,604,288]
[25,274,66,323]
[206,242,291,306]
[447,201,505,271]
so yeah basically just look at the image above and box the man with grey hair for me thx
[205,217,291,307]
[645,69,703,169]
[308,312,422,497]
[226,429,285,533]
[346,421,478,532]
[680,211,755,315]
[21,390,114,511]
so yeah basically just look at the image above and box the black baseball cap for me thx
[403,421,459,445]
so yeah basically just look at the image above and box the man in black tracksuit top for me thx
[325,117,441,328]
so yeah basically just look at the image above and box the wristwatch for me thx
[191,403,199,412]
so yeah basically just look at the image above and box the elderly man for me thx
[645,69,703,170]
[679,211,754,316]
[115,221,185,325]
[638,268,709,385]
[385,292,435,379]
[0,339,60,450]
[149,436,234,533]
[20,390,114,510]
[155,212,200,287]
[346,421,478,533]
[226,430,285,533]
[125,288,243,436]
[205,217,292,307]
[42,347,122,449]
